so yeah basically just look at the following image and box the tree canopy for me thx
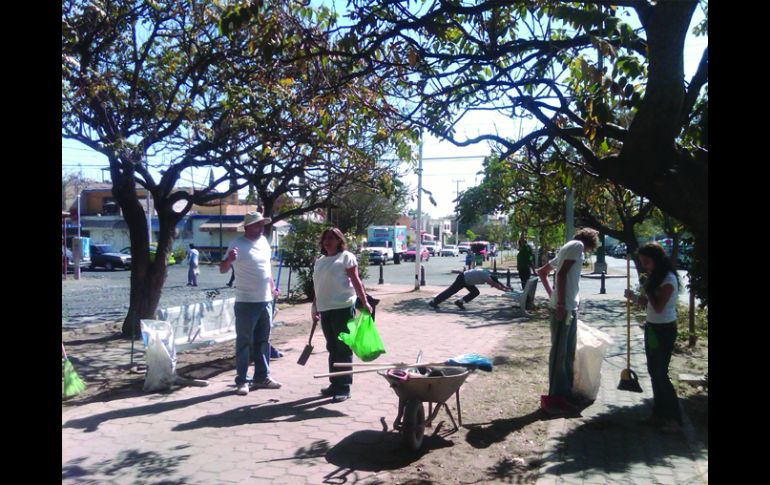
[62,0,417,335]
[256,0,708,301]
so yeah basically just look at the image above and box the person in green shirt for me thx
[516,235,535,289]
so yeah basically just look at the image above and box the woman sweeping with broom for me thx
[625,243,683,434]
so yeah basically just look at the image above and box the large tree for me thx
[260,0,708,302]
[217,2,415,229]
[62,0,415,336]
[63,1,254,336]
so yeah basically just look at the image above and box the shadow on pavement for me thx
[540,401,704,477]
[63,390,232,432]
[173,395,346,431]
[324,429,454,476]
[464,409,546,449]
[387,296,523,330]
[62,448,192,485]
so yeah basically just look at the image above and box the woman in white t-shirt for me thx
[625,242,682,433]
[311,228,372,402]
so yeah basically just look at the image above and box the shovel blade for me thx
[297,345,313,366]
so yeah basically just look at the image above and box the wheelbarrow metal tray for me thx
[379,367,471,404]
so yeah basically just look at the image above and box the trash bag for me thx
[445,353,493,372]
[572,320,613,401]
[141,319,177,392]
[338,309,386,362]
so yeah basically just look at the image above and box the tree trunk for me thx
[592,1,707,268]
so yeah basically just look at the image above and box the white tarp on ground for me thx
[155,297,237,352]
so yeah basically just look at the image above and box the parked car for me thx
[90,244,132,270]
[440,244,459,257]
[422,241,439,256]
[63,247,90,271]
[457,242,472,254]
[403,245,430,262]
[121,245,176,265]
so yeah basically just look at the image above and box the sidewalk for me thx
[62,285,706,484]
[535,295,708,484]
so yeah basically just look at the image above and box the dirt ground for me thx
[63,298,707,483]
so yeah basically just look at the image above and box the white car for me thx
[422,242,439,256]
[440,245,459,257]
[457,242,472,254]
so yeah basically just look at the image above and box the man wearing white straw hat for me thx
[220,211,282,395]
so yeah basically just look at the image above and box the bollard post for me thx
[493,259,497,273]
[378,261,384,285]
[506,268,511,288]
[420,264,426,286]
[600,271,606,294]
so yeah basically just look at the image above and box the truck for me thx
[366,225,408,264]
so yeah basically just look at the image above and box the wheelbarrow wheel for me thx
[402,399,426,451]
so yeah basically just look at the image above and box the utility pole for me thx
[415,132,424,290]
[565,187,574,244]
[145,156,152,246]
[452,179,465,245]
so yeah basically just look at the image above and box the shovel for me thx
[297,318,318,366]
[618,255,643,393]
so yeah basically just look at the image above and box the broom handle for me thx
[318,361,458,378]
[626,255,631,370]
[62,342,67,360]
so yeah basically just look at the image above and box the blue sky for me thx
[62,3,707,219]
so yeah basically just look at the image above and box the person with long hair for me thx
[311,228,372,402]
[625,242,683,433]
[536,228,600,415]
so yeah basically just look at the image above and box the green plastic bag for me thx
[338,309,386,362]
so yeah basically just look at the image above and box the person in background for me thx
[428,268,511,310]
[226,266,235,288]
[625,242,683,434]
[516,235,536,289]
[186,243,200,287]
[536,228,599,415]
[219,211,281,396]
[465,250,474,269]
[311,227,372,403]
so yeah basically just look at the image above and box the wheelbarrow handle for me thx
[332,361,452,369]
[314,366,400,378]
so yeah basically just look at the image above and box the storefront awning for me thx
[199,221,243,232]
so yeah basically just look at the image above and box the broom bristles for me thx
[63,359,86,398]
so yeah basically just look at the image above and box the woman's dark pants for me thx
[320,306,356,391]
[645,322,682,424]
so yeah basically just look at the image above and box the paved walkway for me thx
[62,285,707,484]
[535,296,708,485]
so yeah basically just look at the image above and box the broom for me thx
[62,343,86,399]
[618,255,643,393]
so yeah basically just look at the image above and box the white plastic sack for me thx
[572,320,613,401]
[141,319,177,392]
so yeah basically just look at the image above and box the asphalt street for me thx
[61,251,692,329]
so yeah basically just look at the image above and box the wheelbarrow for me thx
[379,366,472,451]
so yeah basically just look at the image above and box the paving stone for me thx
[64,287,706,485]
